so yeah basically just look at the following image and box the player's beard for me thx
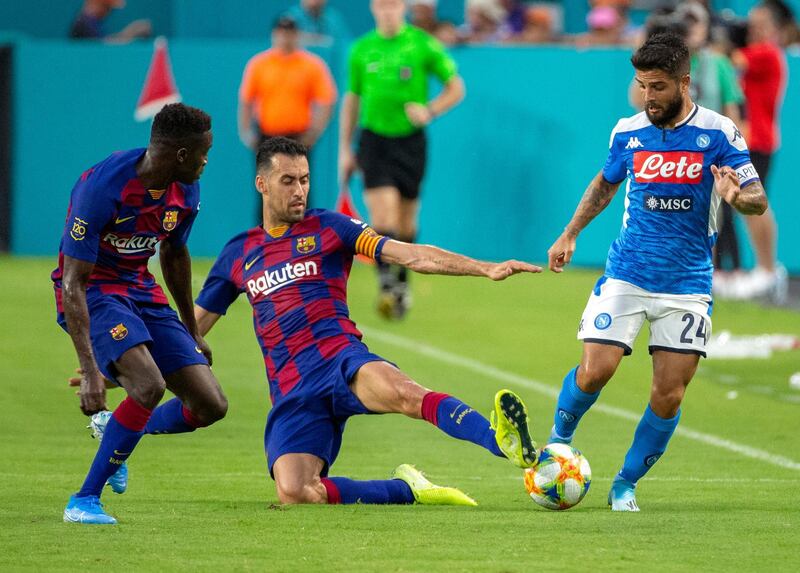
[645,91,684,128]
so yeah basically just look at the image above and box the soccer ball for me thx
[523,443,591,510]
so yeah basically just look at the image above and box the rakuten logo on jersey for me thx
[103,233,159,254]
[247,261,319,298]
[633,151,704,184]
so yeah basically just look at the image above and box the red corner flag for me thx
[135,37,181,121]
[335,185,361,219]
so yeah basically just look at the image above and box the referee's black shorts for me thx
[357,128,427,200]
[750,151,772,194]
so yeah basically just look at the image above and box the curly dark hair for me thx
[256,137,308,173]
[631,32,690,78]
[150,103,211,144]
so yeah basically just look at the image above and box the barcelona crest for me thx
[294,235,320,256]
[110,323,128,341]
[162,209,179,231]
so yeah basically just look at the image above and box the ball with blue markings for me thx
[523,443,591,510]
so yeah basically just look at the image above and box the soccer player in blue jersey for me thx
[545,33,768,512]
[54,104,228,524]
[193,137,541,506]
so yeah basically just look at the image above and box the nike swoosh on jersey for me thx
[244,257,260,271]
[115,215,135,224]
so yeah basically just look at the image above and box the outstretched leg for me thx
[144,365,228,434]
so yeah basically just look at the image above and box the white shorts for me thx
[577,277,712,357]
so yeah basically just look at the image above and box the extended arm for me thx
[379,239,541,280]
[711,165,768,216]
[160,240,212,364]
[238,99,257,150]
[62,255,107,414]
[547,171,621,272]
[301,102,334,149]
[194,305,222,338]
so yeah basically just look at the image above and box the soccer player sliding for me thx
[545,32,768,511]
[193,137,541,506]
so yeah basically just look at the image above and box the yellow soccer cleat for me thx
[490,389,539,468]
[391,464,478,506]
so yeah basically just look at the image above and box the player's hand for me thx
[338,148,358,187]
[193,334,214,366]
[69,368,116,392]
[79,368,108,416]
[547,233,577,273]
[405,102,433,128]
[711,165,741,207]
[485,260,542,281]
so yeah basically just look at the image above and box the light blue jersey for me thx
[602,105,758,295]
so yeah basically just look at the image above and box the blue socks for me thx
[421,392,504,458]
[321,477,415,504]
[618,405,681,484]
[552,366,600,441]
[76,397,151,498]
[144,398,197,434]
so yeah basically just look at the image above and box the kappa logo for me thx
[246,261,319,297]
[110,323,128,341]
[625,136,644,149]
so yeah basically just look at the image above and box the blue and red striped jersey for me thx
[52,148,200,311]
[196,209,387,402]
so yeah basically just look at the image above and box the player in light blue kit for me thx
[545,33,767,511]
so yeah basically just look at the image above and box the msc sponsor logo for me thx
[70,217,88,241]
[246,261,319,297]
[633,151,704,184]
[162,209,179,231]
[294,234,319,255]
[110,323,128,341]
[644,194,694,212]
[103,233,159,255]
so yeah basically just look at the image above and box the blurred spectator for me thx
[239,16,337,219]
[499,1,528,37]
[284,0,351,46]
[515,5,556,44]
[573,5,627,47]
[69,0,151,41]
[408,0,459,45]
[729,1,790,301]
[460,0,508,44]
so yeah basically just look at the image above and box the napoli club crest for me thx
[594,313,612,330]
[294,235,320,256]
[162,209,179,231]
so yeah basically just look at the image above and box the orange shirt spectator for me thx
[238,17,337,150]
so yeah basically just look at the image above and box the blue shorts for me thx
[58,294,208,383]
[264,341,388,478]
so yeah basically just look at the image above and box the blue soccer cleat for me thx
[63,494,117,524]
[608,476,640,512]
[88,411,128,494]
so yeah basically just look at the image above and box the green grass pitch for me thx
[1,256,798,572]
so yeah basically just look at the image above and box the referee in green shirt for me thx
[339,0,464,319]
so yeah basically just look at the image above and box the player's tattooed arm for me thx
[380,240,542,280]
[160,241,213,364]
[547,171,621,273]
[62,255,107,415]
[711,165,768,216]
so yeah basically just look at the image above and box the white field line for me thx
[361,326,800,472]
